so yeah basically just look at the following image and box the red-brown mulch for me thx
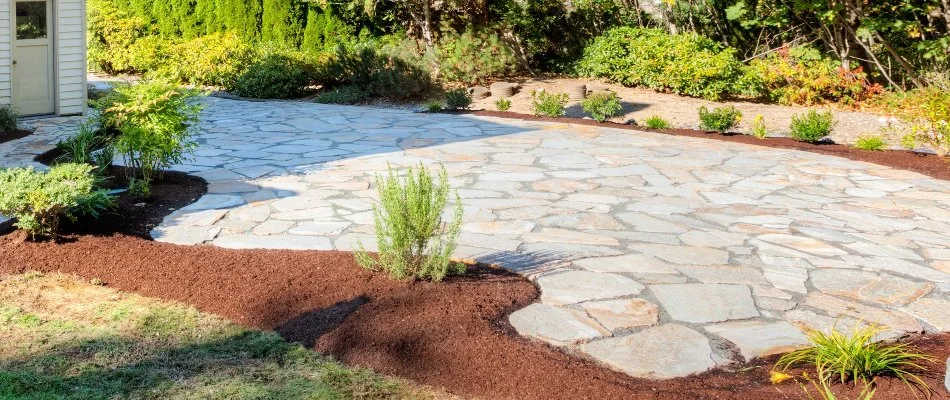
[466,110,950,182]
[0,129,33,145]
[1,170,947,399]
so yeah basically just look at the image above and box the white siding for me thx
[55,0,86,115]
[0,0,11,106]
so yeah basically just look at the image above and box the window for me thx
[16,1,47,40]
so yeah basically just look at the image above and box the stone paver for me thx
[5,97,950,380]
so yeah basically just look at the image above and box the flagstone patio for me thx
[4,97,950,379]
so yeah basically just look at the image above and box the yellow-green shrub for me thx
[152,33,262,87]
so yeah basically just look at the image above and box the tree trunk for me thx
[421,0,434,51]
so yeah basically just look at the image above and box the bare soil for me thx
[0,166,947,399]
[467,77,899,145]
[466,110,950,182]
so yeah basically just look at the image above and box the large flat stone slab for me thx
[650,284,759,323]
[705,320,809,361]
[580,298,659,330]
[508,303,607,345]
[581,324,722,379]
[537,271,645,305]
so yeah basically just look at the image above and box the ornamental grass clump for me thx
[644,115,670,129]
[581,91,622,122]
[698,105,742,133]
[355,163,464,282]
[854,135,887,151]
[774,324,933,395]
[0,163,113,239]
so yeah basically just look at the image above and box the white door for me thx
[12,0,54,116]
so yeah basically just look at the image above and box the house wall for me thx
[0,0,11,107]
[55,0,86,115]
[0,0,87,115]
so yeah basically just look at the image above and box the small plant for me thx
[750,114,768,139]
[444,88,472,110]
[495,98,511,112]
[854,135,887,151]
[55,123,108,165]
[424,100,443,113]
[0,104,18,132]
[354,163,465,282]
[774,324,933,395]
[900,134,918,150]
[314,85,367,105]
[790,109,835,143]
[0,164,113,239]
[698,105,742,133]
[128,177,151,199]
[581,91,622,122]
[643,115,671,129]
[531,90,569,117]
[94,81,203,193]
[893,86,950,157]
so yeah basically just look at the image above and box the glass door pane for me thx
[16,1,47,40]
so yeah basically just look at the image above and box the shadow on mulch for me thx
[0,129,34,145]
[462,110,950,182]
[0,146,946,400]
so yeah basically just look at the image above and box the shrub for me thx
[577,27,753,100]
[854,135,887,151]
[87,0,153,73]
[94,82,203,191]
[354,163,464,282]
[749,46,883,106]
[790,109,834,143]
[435,27,519,85]
[531,90,569,117]
[444,88,472,110]
[643,115,670,129]
[750,114,768,139]
[581,91,622,122]
[323,40,437,100]
[314,85,367,105]
[698,105,742,133]
[152,33,261,87]
[0,164,113,239]
[230,53,314,99]
[888,86,950,157]
[425,100,443,112]
[0,104,18,132]
[495,98,511,112]
[775,325,932,392]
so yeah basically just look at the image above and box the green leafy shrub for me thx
[436,27,519,85]
[750,114,768,139]
[495,98,511,112]
[354,163,464,282]
[87,0,153,73]
[749,46,883,106]
[230,53,314,99]
[153,33,261,87]
[854,135,887,151]
[314,85,367,104]
[581,91,622,122]
[775,325,932,392]
[643,115,670,129]
[790,109,834,143]
[577,27,753,100]
[94,82,203,192]
[698,105,742,133]
[323,41,437,100]
[0,164,113,239]
[444,88,472,110]
[531,90,569,117]
[425,100,443,112]
[887,86,950,157]
[0,104,18,132]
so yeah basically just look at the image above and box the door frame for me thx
[11,0,56,116]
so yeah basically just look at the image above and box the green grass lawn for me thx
[0,272,452,400]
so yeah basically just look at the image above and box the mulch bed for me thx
[0,167,947,399]
[465,110,950,182]
[0,129,34,145]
